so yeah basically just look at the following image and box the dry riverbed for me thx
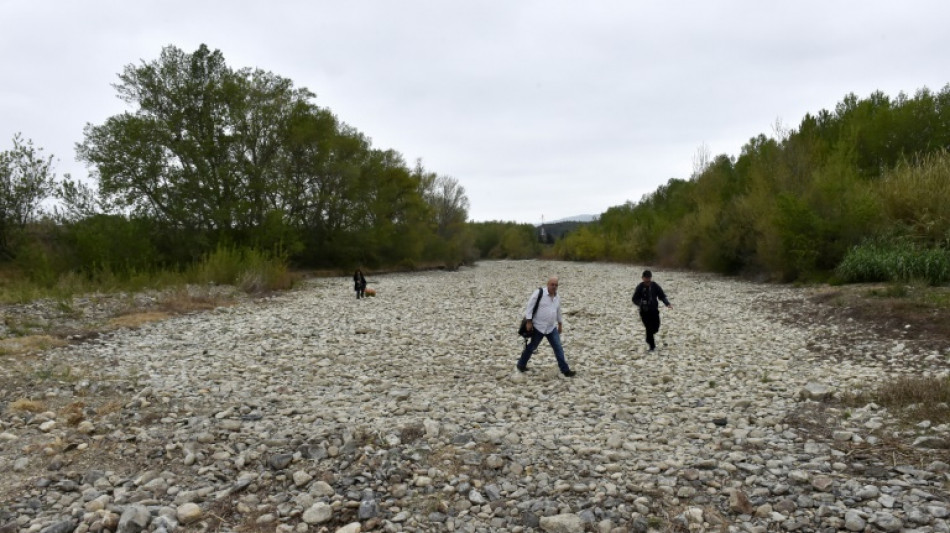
[1,261,949,533]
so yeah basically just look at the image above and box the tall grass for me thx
[188,246,293,292]
[877,149,950,247]
[836,241,950,285]
[0,246,293,304]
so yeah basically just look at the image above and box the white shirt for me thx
[525,287,562,334]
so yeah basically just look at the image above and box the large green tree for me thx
[76,43,470,269]
[77,44,313,243]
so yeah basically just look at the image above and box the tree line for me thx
[2,44,480,286]
[9,45,943,289]
[553,86,950,284]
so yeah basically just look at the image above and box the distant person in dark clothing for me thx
[631,270,672,351]
[354,269,367,299]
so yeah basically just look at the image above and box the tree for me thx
[77,44,314,246]
[0,134,56,258]
[420,170,469,238]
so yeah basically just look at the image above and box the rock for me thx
[302,502,332,524]
[177,503,202,524]
[292,470,313,487]
[311,480,335,497]
[358,498,378,519]
[268,453,294,470]
[40,520,77,533]
[727,488,753,514]
[913,436,950,449]
[810,475,834,492]
[539,513,584,533]
[799,382,834,401]
[844,510,866,531]
[117,505,151,533]
[872,511,902,532]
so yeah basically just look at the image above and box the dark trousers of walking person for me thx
[640,308,660,350]
[518,328,570,374]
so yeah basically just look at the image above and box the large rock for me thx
[117,505,151,533]
[539,514,584,533]
[799,382,834,401]
[302,502,332,525]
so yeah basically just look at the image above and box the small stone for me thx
[810,475,834,492]
[40,520,77,533]
[539,513,584,533]
[358,499,378,520]
[292,470,313,487]
[268,453,294,470]
[844,510,866,531]
[913,436,950,449]
[302,502,332,524]
[177,503,202,524]
[311,480,335,497]
[727,488,753,514]
[872,511,902,532]
[117,505,151,533]
[799,382,834,401]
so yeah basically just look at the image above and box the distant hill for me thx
[541,214,598,225]
[537,219,594,242]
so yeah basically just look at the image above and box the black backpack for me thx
[517,288,544,338]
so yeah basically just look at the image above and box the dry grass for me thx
[0,334,67,356]
[845,375,950,426]
[10,398,46,413]
[61,401,86,426]
[108,311,173,330]
[157,286,231,313]
[97,401,124,416]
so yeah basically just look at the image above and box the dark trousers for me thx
[639,309,660,349]
[518,328,570,374]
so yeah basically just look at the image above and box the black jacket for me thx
[632,282,670,311]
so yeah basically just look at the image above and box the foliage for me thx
[550,84,950,283]
[468,221,542,259]
[836,240,950,285]
[876,149,950,247]
[0,134,57,259]
[188,245,293,292]
[70,44,469,271]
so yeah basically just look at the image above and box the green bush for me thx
[65,214,159,274]
[189,246,292,292]
[836,241,950,285]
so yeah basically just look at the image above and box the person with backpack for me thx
[631,270,672,352]
[517,276,576,377]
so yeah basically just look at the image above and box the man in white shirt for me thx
[517,276,576,377]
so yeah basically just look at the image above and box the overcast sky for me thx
[2,1,949,223]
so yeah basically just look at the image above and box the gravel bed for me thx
[2,260,949,533]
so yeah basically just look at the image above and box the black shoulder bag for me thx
[517,288,544,338]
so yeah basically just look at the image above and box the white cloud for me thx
[2,0,948,223]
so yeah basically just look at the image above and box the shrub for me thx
[190,245,292,293]
[836,241,950,285]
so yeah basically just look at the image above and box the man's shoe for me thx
[562,370,576,377]
[517,365,529,373]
